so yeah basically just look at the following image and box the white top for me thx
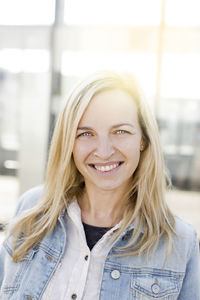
[42,199,122,300]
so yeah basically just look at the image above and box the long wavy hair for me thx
[10,71,175,262]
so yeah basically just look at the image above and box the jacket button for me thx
[45,255,54,262]
[25,296,33,300]
[111,269,120,279]
[71,294,77,299]
[151,283,160,294]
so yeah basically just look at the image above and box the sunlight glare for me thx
[161,54,200,98]
[0,49,49,73]
[0,0,55,25]
[165,0,200,26]
[62,51,157,97]
[65,0,162,25]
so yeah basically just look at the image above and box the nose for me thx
[93,136,115,160]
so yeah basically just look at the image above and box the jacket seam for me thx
[186,230,197,261]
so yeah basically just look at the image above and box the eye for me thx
[115,129,128,135]
[77,131,92,137]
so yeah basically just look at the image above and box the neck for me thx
[78,185,129,227]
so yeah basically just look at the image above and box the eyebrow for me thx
[112,123,136,129]
[77,123,136,131]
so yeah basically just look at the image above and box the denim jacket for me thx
[0,186,200,300]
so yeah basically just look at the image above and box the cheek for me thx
[118,139,141,169]
[73,141,92,166]
[117,137,141,154]
[72,152,85,176]
[72,143,81,167]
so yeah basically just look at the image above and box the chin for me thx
[94,180,129,192]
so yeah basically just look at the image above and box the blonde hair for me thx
[11,71,175,262]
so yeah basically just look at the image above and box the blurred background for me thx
[0,0,200,243]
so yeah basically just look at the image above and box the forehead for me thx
[79,88,139,125]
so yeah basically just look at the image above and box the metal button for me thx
[111,269,120,279]
[151,283,160,294]
[71,294,77,299]
[84,255,89,261]
[45,255,54,262]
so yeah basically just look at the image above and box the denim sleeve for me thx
[0,193,25,290]
[0,185,44,290]
[178,231,200,299]
[0,242,6,290]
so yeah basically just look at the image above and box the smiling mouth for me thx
[89,162,123,172]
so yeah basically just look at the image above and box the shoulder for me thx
[14,185,44,218]
[174,215,197,238]
[173,215,198,258]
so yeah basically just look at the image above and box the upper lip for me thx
[89,161,123,166]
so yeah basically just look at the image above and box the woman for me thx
[0,71,199,300]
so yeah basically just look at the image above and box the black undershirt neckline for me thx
[82,222,112,250]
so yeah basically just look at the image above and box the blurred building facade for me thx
[0,0,200,194]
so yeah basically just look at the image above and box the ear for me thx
[140,139,145,151]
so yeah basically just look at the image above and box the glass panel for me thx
[0,49,50,73]
[161,54,200,99]
[0,0,55,25]
[165,0,200,26]
[158,98,200,190]
[64,0,162,25]
[0,49,49,175]
[0,70,20,177]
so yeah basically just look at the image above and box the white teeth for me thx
[94,163,119,172]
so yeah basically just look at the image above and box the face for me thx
[73,88,143,193]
